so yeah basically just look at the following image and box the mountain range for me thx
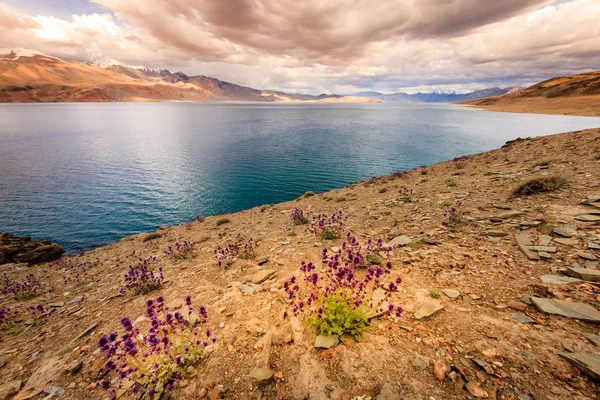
[0,48,517,104]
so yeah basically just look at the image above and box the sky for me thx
[1,0,599,94]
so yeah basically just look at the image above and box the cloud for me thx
[1,0,599,93]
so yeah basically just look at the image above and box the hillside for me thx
[352,88,518,103]
[460,71,600,116]
[0,49,372,103]
[1,128,600,399]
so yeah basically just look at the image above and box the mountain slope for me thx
[460,70,600,116]
[351,87,518,103]
[0,49,371,103]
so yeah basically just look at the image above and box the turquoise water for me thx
[1,102,599,252]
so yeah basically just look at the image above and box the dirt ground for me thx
[1,128,600,400]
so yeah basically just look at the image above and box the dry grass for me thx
[510,176,568,198]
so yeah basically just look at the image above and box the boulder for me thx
[0,232,64,265]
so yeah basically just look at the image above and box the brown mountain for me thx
[460,70,600,116]
[0,49,373,103]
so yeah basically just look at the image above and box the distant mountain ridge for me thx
[351,87,521,103]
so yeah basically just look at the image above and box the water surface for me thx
[1,102,599,252]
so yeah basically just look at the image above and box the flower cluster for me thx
[123,257,163,295]
[363,170,407,187]
[164,241,196,261]
[290,208,310,225]
[283,234,402,338]
[309,211,347,240]
[1,273,42,300]
[214,233,258,268]
[0,306,18,327]
[98,296,215,398]
[452,156,468,169]
[443,201,467,229]
[59,258,96,286]
[399,187,414,202]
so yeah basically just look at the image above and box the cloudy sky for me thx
[1,0,599,94]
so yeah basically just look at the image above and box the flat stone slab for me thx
[584,194,600,203]
[531,297,600,323]
[389,235,412,247]
[578,252,598,261]
[540,275,582,284]
[248,270,276,284]
[249,366,274,384]
[514,233,540,260]
[414,300,444,320]
[554,226,577,238]
[584,333,600,347]
[531,246,557,253]
[575,215,600,222]
[566,266,600,282]
[0,380,21,399]
[589,242,600,250]
[510,313,535,324]
[315,335,339,349]
[554,238,578,246]
[559,352,600,381]
[442,289,460,299]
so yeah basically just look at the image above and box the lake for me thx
[1,102,599,252]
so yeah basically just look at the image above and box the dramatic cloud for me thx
[1,0,599,93]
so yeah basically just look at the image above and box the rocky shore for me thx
[0,233,64,266]
[1,128,600,400]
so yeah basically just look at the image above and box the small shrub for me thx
[123,257,163,295]
[216,217,230,226]
[532,158,554,168]
[290,208,309,225]
[260,205,272,212]
[334,196,346,203]
[215,233,258,268]
[309,211,347,240]
[196,215,206,223]
[452,156,468,169]
[510,176,568,198]
[283,234,402,338]
[443,201,467,229]
[378,188,387,193]
[388,171,406,179]
[446,179,457,187]
[98,296,215,398]
[421,170,428,175]
[198,235,211,243]
[430,290,441,299]
[452,170,464,176]
[164,241,196,261]
[142,232,162,242]
[303,191,316,198]
[1,273,42,300]
[0,306,20,334]
[58,258,97,286]
[399,187,414,203]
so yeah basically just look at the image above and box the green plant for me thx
[446,179,457,187]
[142,232,162,242]
[421,170,428,175]
[304,294,370,338]
[334,196,347,202]
[216,217,230,226]
[378,188,387,193]
[365,253,383,266]
[303,191,316,198]
[430,290,441,299]
[198,235,211,243]
[510,176,568,198]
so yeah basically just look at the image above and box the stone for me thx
[70,295,84,303]
[389,235,412,247]
[514,233,540,260]
[315,335,339,349]
[47,302,65,308]
[584,333,600,347]
[414,300,444,320]
[577,252,598,261]
[507,300,527,311]
[482,231,507,237]
[520,296,532,304]
[248,367,274,384]
[70,322,99,344]
[239,283,261,295]
[531,246,557,253]
[539,235,553,246]
[0,232,64,265]
[376,383,398,400]
[510,313,535,324]
[248,270,276,284]
[465,382,489,398]
[0,380,21,399]
[442,289,460,299]
[538,251,553,259]
[412,357,428,370]
[566,266,600,282]
[554,238,578,246]
[433,360,447,382]
[554,226,577,238]
[589,242,600,250]
[559,352,600,381]
[43,386,64,396]
[540,275,582,284]
[531,297,600,323]
[584,194,600,204]
[575,215,600,222]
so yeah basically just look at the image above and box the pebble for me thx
[315,335,339,349]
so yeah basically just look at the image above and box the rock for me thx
[566,266,600,282]
[248,367,274,384]
[577,252,598,261]
[510,313,535,324]
[389,235,412,247]
[43,386,64,396]
[583,194,600,204]
[540,275,582,284]
[433,360,447,382]
[412,356,428,370]
[520,295,532,304]
[584,333,600,347]
[47,302,65,308]
[376,383,398,400]
[514,233,540,260]
[531,246,557,253]
[559,352,600,381]
[554,226,577,238]
[442,289,460,299]
[0,380,21,399]
[315,335,339,349]
[465,382,489,398]
[531,297,600,323]
[239,283,261,295]
[575,215,600,222]
[66,360,83,375]
[507,300,527,311]
[414,300,444,320]
[70,322,99,344]
[589,242,600,250]
[482,231,507,237]
[248,270,276,284]
[539,235,553,246]
[0,232,64,265]
[70,295,84,303]
[554,238,578,246]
